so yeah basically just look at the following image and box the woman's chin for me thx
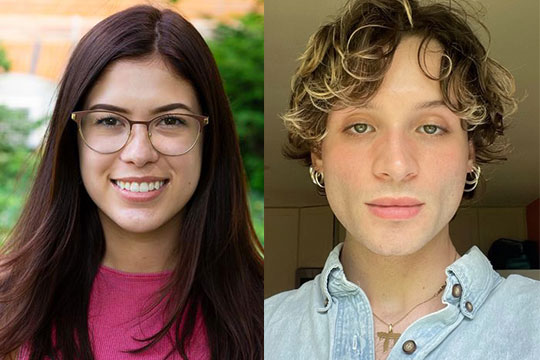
[98,209,164,234]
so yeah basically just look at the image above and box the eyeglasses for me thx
[71,110,209,156]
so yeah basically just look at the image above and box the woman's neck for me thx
[98,211,181,273]
[341,224,458,320]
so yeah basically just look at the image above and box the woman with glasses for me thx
[0,5,262,360]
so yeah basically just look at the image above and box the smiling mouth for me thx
[111,179,170,193]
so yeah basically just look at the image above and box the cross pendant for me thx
[376,326,401,352]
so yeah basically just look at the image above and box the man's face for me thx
[312,36,474,256]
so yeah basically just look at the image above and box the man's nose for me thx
[371,131,419,183]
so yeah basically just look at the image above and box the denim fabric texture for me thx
[265,243,540,359]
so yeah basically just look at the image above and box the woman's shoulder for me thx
[5,349,20,360]
[0,260,18,360]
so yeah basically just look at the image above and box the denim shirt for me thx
[265,244,540,359]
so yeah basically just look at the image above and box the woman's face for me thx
[79,56,203,234]
[312,37,474,256]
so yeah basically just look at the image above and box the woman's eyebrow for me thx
[152,102,194,114]
[87,102,194,114]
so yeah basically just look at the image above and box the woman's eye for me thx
[350,123,373,134]
[159,116,185,126]
[419,124,446,135]
[96,117,121,127]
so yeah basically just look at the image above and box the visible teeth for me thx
[114,180,166,192]
[139,182,148,192]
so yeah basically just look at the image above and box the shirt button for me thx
[452,284,462,298]
[402,340,417,354]
[465,301,473,312]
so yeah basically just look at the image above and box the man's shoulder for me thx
[264,275,325,329]
[484,273,540,322]
[264,276,334,359]
[265,244,343,324]
[497,273,540,300]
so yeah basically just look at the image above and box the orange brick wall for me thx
[0,0,262,80]
[0,0,261,18]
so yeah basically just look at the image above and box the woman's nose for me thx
[118,124,159,167]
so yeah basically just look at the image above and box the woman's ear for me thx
[467,139,475,170]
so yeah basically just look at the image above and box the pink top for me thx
[20,266,210,359]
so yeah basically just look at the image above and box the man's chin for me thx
[355,231,430,257]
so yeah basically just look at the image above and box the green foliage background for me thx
[0,106,40,240]
[209,13,264,243]
[0,14,264,244]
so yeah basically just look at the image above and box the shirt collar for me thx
[444,246,502,319]
[317,243,359,312]
[317,243,502,318]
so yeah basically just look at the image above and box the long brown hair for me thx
[0,5,263,359]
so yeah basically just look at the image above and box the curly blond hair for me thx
[282,0,517,198]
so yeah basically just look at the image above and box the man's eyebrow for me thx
[351,99,448,112]
[414,100,447,110]
[355,102,376,110]
[88,102,194,114]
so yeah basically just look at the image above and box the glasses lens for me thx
[80,111,129,153]
[150,114,201,155]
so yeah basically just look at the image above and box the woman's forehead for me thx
[83,57,200,114]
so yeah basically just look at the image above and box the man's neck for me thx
[341,225,458,320]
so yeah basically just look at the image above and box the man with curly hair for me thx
[264,1,539,359]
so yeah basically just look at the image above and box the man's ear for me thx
[467,139,475,170]
[311,149,323,172]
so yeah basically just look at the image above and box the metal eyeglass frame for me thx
[71,110,209,156]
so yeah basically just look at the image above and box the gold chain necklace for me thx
[373,252,458,352]
[374,282,446,352]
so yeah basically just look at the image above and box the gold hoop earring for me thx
[309,166,325,188]
[464,164,481,192]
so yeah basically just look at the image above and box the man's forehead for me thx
[332,99,449,114]
[358,99,447,110]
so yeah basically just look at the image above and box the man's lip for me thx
[366,197,424,207]
[111,176,169,182]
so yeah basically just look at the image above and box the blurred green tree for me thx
[209,13,264,194]
[0,42,10,72]
[0,105,40,241]
[209,13,264,243]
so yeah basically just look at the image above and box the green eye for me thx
[421,125,442,135]
[352,123,369,133]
